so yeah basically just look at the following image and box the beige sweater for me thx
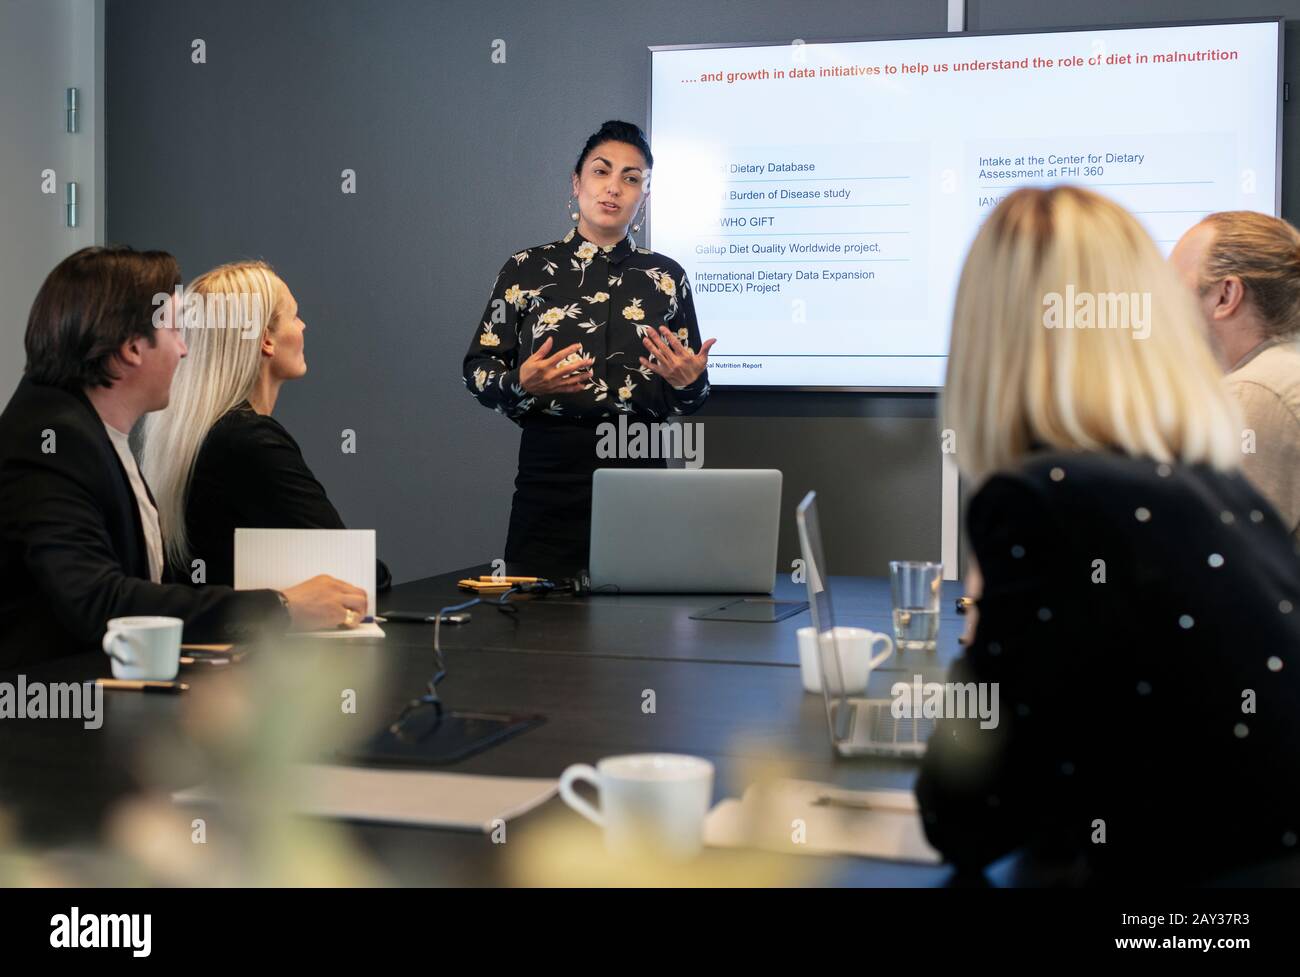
[1225,337,1300,540]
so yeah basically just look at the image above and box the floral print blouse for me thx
[462,227,711,422]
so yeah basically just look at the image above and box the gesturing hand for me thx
[519,337,595,395]
[639,326,716,388]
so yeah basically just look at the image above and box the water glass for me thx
[889,561,942,651]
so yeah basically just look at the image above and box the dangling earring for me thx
[567,196,579,222]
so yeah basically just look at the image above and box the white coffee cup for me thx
[796,625,893,695]
[558,753,714,859]
[101,616,183,680]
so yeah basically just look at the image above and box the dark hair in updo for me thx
[574,120,653,176]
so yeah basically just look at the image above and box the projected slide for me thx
[648,21,1281,389]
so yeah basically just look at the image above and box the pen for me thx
[374,611,471,624]
[96,679,189,693]
[331,616,376,630]
[811,791,915,813]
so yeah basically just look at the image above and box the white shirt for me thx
[103,422,164,583]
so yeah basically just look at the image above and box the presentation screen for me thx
[648,20,1282,390]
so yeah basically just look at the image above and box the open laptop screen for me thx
[795,491,853,744]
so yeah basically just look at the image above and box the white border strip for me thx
[941,451,959,580]
[941,0,964,581]
[947,0,965,33]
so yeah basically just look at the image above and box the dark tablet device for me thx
[689,598,809,623]
[340,709,544,767]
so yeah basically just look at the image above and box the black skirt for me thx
[504,415,665,578]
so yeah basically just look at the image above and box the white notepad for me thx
[234,528,381,638]
[703,779,940,864]
[173,765,558,832]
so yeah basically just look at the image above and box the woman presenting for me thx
[463,120,715,577]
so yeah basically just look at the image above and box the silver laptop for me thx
[796,490,930,758]
[589,469,781,593]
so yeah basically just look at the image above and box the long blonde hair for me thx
[943,186,1240,484]
[142,260,285,571]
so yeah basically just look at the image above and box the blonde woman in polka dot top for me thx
[919,186,1300,885]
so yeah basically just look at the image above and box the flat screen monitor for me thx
[648,19,1282,390]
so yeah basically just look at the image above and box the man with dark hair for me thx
[0,246,368,668]
[22,246,182,392]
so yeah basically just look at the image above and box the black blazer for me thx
[184,402,391,589]
[0,378,287,668]
[915,450,1300,884]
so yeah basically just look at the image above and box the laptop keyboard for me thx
[866,702,935,744]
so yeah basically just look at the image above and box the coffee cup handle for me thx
[558,764,604,827]
[868,633,894,669]
[101,627,132,666]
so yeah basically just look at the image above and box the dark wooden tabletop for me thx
[0,565,975,886]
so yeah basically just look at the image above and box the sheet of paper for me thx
[234,527,377,623]
[704,779,940,864]
[173,764,558,832]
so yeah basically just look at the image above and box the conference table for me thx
[0,565,978,887]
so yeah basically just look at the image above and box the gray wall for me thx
[2,0,103,396]
[104,0,1300,584]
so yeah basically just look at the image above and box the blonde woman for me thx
[142,261,390,590]
[916,187,1300,885]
